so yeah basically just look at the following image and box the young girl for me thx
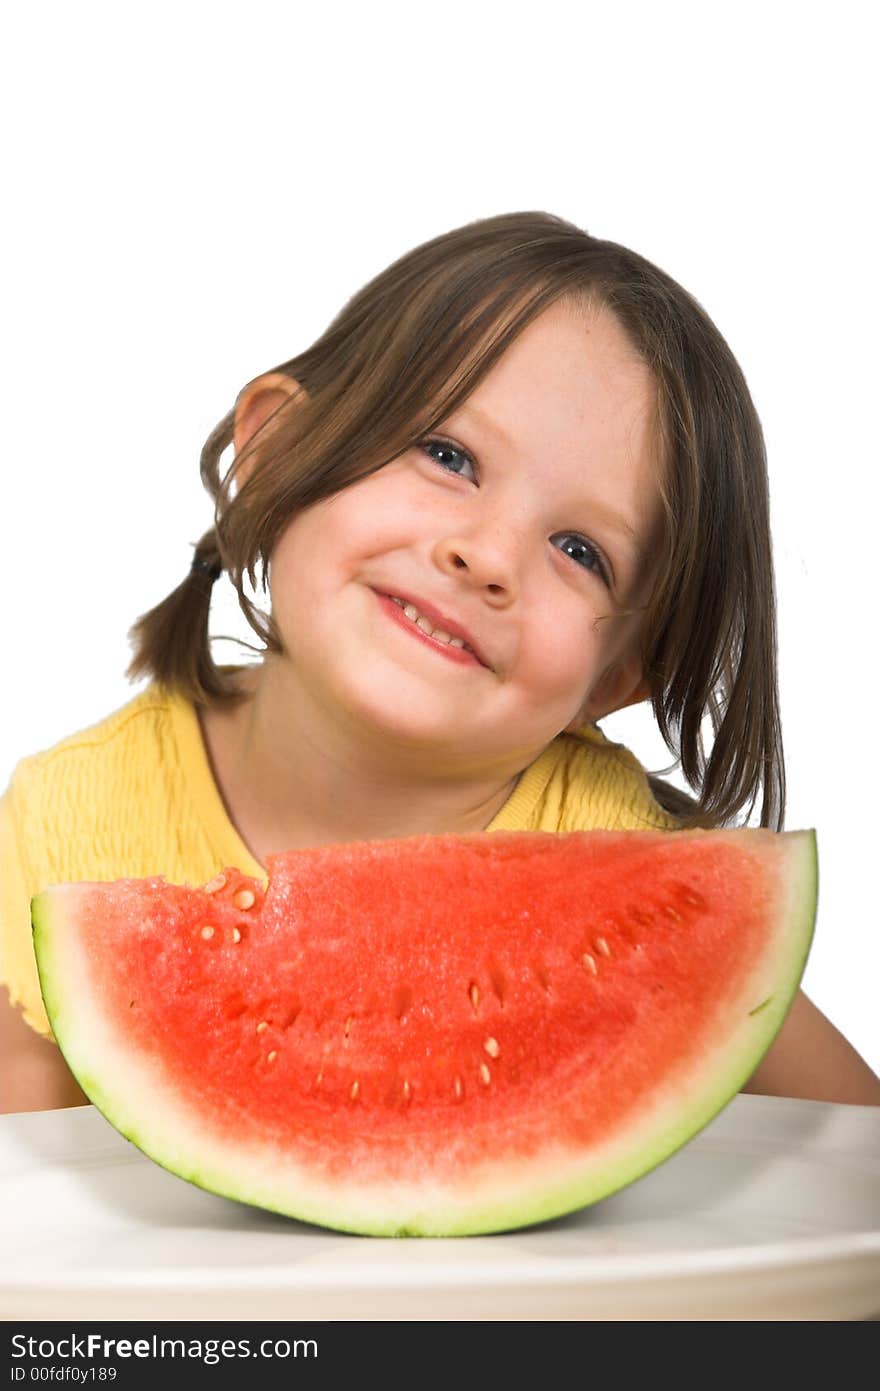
[2,211,878,1113]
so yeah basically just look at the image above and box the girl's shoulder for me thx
[557,722,682,832]
[491,722,682,835]
[4,684,181,806]
[3,679,259,895]
[1,682,210,898]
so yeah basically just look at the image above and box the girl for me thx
[2,211,878,1113]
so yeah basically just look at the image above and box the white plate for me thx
[1,1093,878,1321]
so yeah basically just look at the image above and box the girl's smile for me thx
[374,590,488,668]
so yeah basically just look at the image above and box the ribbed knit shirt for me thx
[1,681,676,1040]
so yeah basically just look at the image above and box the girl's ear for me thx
[564,659,651,733]
[233,372,306,489]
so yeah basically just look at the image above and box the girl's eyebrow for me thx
[448,403,515,450]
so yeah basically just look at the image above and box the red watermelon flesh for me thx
[32,828,817,1236]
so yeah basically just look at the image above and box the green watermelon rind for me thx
[32,829,818,1238]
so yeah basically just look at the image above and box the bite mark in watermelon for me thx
[31,828,817,1236]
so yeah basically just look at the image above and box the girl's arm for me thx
[741,987,880,1105]
[0,989,88,1113]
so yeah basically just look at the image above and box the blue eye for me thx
[553,534,611,587]
[421,437,476,481]
[420,435,611,588]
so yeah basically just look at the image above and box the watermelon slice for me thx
[31,828,817,1236]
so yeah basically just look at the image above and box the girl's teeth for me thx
[392,597,469,650]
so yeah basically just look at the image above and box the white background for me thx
[1,2,877,1075]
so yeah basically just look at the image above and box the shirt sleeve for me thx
[0,773,53,1038]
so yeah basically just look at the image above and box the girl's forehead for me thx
[466,298,655,423]
[452,301,660,484]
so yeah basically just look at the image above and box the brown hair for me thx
[126,211,785,831]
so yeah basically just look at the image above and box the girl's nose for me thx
[431,530,521,606]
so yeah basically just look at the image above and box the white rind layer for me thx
[32,830,818,1236]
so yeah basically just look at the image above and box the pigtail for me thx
[125,407,260,707]
[125,526,237,706]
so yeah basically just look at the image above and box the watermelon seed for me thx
[200,925,215,940]
[483,1036,500,1058]
[350,1080,360,1102]
[595,938,611,957]
[479,1063,492,1085]
[487,962,507,1007]
[402,1080,412,1104]
[231,927,242,944]
[267,1050,278,1064]
[315,1069,324,1087]
[582,952,598,975]
[664,906,682,922]
[344,1014,353,1037]
[234,888,256,911]
[256,1020,269,1034]
[671,882,706,910]
[532,962,551,992]
[469,982,480,1012]
[393,985,413,1020]
[453,1075,464,1101]
[204,874,226,894]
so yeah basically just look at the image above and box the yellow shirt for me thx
[0,681,676,1040]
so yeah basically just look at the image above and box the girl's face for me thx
[261,299,663,772]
